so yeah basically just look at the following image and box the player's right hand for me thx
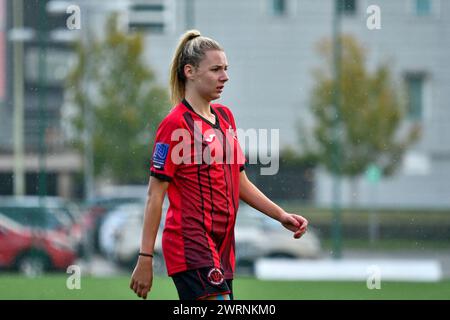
[130,257,153,299]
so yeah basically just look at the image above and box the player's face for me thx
[191,50,229,102]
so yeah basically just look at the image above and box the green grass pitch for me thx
[0,274,449,300]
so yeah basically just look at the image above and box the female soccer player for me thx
[130,30,308,300]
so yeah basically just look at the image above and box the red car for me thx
[0,206,77,276]
[0,196,89,256]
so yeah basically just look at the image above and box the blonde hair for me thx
[169,29,223,105]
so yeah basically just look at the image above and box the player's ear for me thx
[184,64,195,80]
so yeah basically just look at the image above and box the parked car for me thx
[234,204,322,271]
[0,205,78,276]
[82,196,146,253]
[98,202,144,259]
[98,199,168,274]
[0,196,87,256]
[99,199,321,275]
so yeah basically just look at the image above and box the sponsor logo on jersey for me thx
[204,134,216,143]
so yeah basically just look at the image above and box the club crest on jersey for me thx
[228,125,238,140]
[152,142,169,169]
[207,267,224,286]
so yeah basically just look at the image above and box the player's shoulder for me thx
[158,103,186,129]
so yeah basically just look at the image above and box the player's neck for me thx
[184,94,212,117]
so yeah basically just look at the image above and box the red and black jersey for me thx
[150,99,246,279]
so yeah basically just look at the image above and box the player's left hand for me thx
[279,212,308,239]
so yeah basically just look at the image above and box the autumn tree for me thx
[65,14,169,184]
[302,35,420,201]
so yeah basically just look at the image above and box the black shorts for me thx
[171,266,233,300]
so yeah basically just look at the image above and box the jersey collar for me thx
[182,98,220,129]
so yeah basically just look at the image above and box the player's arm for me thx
[130,176,169,299]
[239,170,308,239]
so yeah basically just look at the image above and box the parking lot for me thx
[2,195,450,282]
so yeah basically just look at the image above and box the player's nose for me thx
[220,70,229,82]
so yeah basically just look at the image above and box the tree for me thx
[301,35,420,201]
[65,14,169,184]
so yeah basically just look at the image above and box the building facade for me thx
[0,0,83,198]
[1,0,449,207]
[139,0,450,208]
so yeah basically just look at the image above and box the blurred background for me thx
[0,0,449,299]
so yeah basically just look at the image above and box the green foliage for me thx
[280,146,319,168]
[65,14,169,184]
[303,35,420,177]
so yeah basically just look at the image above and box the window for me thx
[128,0,176,33]
[0,174,13,195]
[0,207,61,230]
[415,0,432,16]
[406,74,425,120]
[271,0,286,16]
[338,0,357,15]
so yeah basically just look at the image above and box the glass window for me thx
[406,75,424,120]
[416,0,432,16]
[338,0,357,15]
[0,206,62,230]
[271,0,286,16]
[128,1,168,33]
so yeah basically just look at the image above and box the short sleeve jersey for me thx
[150,99,246,279]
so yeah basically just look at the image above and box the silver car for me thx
[104,201,321,276]
[100,199,167,274]
[235,204,322,271]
